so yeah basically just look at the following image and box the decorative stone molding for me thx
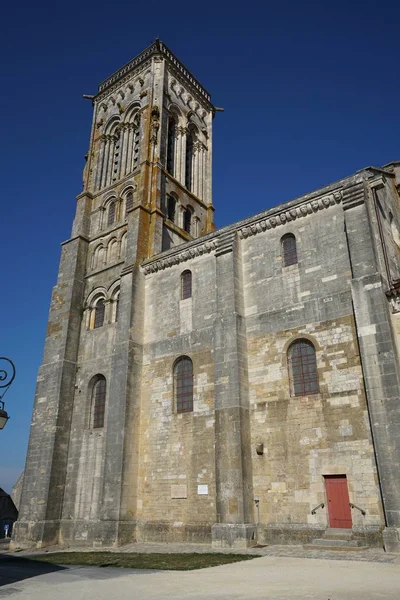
[141,239,219,274]
[150,106,160,145]
[386,282,400,313]
[239,191,343,239]
[215,231,236,257]
[342,182,365,210]
[97,40,212,107]
[96,60,152,104]
[142,188,347,274]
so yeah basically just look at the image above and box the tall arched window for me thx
[281,234,298,266]
[108,238,118,263]
[167,117,176,176]
[183,207,193,234]
[288,339,318,396]
[120,232,127,258]
[167,195,176,223]
[185,129,194,191]
[111,289,120,323]
[181,270,192,300]
[115,293,120,323]
[107,201,116,227]
[92,245,105,271]
[126,191,134,213]
[174,356,193,413]
[91,376,106,428]
[93,298,105,329]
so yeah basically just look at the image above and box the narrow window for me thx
[181,270,192,300]
[120,232,127,258]
[94,298,105,329]
[282,234,297,266]
[167,196,176,222]
[183,207,192,234]
[185,131,194,190]
[108,239,118,263]
[92,377,106,428]
[114,292,120,323]
[174,357,193,413]
[107,201,116,227]
[126,191,134,212]
[167,117,176,175]
[288,340,319,396]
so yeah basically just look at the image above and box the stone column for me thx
[95,136,106,191]
[120,124,129,177]
[116,126,125,180]
[192,143,199,196]
[179,127,187,186]
[12,235,88,549]
[211,231,255,549]
[99,206,147,545]
[106,135,116,186]
[343,180,400,552]
[100,137,110,189]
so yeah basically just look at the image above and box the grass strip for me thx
[30,551,257,570]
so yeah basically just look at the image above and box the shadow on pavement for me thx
[0,554,66,587]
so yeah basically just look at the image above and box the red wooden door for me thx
[324,475,352,528]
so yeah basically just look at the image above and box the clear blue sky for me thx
[1,0,399,493]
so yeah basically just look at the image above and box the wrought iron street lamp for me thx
[0,358,16,430]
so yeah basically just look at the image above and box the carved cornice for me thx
[141,189,345,274]
[96,60,152,104]
[342,182,365,210]
[141,239,219,274]
[96,40,212,107]
[239,191,343,239]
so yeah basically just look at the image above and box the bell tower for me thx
[13,40,216,549]
[82,38,215,259]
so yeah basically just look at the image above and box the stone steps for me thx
[304,544,370,552]
[310,538,360,547]
[304,528,369,552]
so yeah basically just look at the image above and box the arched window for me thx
[108,238,118,263]
[288,339,318,396]
[111,289,120,323]
[92,245,104,271]
[91,376,106,428]
[174,356,193,413]
[93,298,105,329]
[185,130,194,191]
[167,196,176,223]
[115,293,120,323]
[107,201,116,227]
[281,234,298,267]
[183,207,193,234]
[126,191,134,213]
[181,270,192,300]
[120,232,127,258]
[167,117,176,176]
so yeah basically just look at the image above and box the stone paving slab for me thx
[2,555,400,600]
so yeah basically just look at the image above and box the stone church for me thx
[13,40,400,552]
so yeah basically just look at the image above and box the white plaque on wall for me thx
[171,484,187,499]
[197,485,208,495]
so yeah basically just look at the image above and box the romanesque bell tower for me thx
[13,40,216,548]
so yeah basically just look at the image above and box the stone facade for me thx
[12,40,400,551]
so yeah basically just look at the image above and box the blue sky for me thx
[1,0,399,493]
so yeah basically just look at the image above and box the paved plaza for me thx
[1,544,400,599]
